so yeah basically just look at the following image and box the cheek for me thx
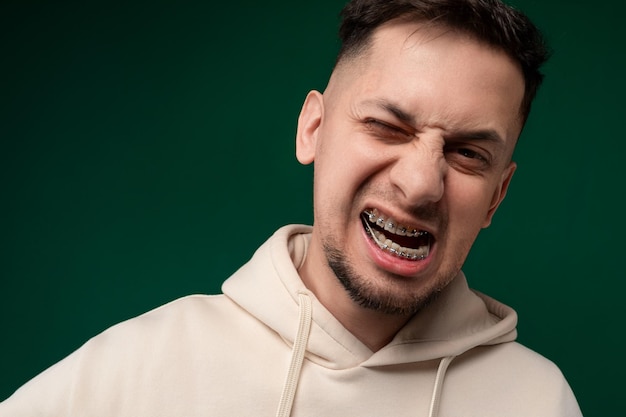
[446,176,495,228]
[311,138,359,213]
[316,133,385,188]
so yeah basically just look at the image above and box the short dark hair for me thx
[336,0,551,123]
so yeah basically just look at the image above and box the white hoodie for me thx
[0,225,582,416]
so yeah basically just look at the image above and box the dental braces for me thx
[361,213,427,261]
[363,210,427,238]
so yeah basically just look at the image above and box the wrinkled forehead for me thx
[327,19,526,148]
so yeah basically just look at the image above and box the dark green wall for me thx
[1,1,623,414]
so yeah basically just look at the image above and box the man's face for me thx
[296,21,525,315]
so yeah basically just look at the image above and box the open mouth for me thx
[361,208,432,261]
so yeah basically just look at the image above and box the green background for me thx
[1,1,624,415]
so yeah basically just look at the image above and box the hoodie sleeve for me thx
[0,349,79,416]
[0,296,204,416]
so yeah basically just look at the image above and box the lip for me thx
[363,205,436,237]
[359,210,435,277]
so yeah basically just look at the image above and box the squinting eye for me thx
[364,118,412,140]
[444,144,492,173]
[365,119,398,132]
[456,148,485,161]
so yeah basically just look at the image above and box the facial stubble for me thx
[323,238,454,316]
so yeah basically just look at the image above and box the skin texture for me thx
[295,20,525,351]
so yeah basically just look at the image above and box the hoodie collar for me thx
[222,225,517,369]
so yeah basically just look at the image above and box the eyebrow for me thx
[364,99,416,125]
[444,129,505,146]
[362,98,506,146]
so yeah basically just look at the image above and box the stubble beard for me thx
[317,184,465,316]
[323,238,455,316]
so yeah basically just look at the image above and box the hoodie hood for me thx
[222,225,518,370]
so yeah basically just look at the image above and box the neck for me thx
[298,245,412,352]
[335,301,412,352]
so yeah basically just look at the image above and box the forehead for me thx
[330,20,525,143]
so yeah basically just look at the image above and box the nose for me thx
[388,138,447,207]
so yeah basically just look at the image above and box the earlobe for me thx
[482,162,517,228]
[295,90,324,165]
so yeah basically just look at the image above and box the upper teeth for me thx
[367,209,427,238]
[363,209,430,260]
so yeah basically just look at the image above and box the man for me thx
[0,0,582,416]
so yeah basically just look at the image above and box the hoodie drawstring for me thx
[428,356,455,417]
[274,292,454,417]
[275,292,312,417]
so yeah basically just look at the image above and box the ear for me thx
[482,161,516,228]
[295,90,324,165]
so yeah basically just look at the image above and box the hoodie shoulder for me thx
[0,294,246,416]
[442,341,582,416]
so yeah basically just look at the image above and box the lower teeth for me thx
[362,215,428,260]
